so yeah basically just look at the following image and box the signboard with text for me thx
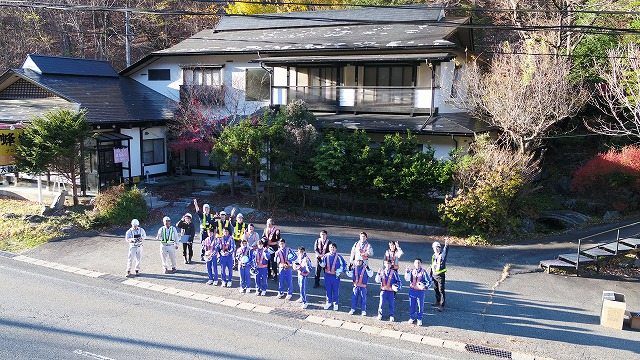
[0,124,23,168]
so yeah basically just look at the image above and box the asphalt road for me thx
[10,200,640,360]
[0,256,488,360]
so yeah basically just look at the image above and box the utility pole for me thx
[125,0,131,67]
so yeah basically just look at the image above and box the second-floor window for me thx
[245,68,270,101]
[181,67,224,106]
[363,65,413,87]
[148,69,170,81]
[183,67,221,86]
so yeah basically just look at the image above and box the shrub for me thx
[439,135,539,238]
[93,185,148,226]
[570,145,640,211]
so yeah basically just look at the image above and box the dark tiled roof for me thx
[156,18,468,55]
[314,112,493,136]
[26,54,119,77]
[1,69,176,124]
[216,5,444,31]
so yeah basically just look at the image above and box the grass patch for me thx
[0,197,89,253]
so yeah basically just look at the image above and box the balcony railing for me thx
[272,85,438,114]
[180,84,225,107]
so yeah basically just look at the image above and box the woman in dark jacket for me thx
[177,213,196,264]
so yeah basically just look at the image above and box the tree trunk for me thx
[230,170,235,196]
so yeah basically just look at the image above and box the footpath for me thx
[1,180,640,360]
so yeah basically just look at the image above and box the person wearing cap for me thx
[430,238,449,312]
[252,239,271,296]
[313,230,331,288]
[176,213,196,264]
[376,259,402,321]
[216,210,233,237]
[262,218,280,280]
[217,227,236,287]
[157,216,179,274]
[349,231,374,269]
[319,242,347,311]
[230,208,246,246]
[346,255,373,316]
[125,219,146,277]
[194,199,215,261]
[235,237,253,292]
[293,247,312,309]
[203,228,220,285]
[274,238,297,300]
[405,258,432,326]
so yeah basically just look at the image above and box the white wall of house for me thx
[418,134,473,160]
[141,126,167,175]
[120,128,140,178]
[130,54,269,116]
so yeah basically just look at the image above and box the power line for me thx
[196,0,640,16]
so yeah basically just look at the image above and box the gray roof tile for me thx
[26,54,119,77]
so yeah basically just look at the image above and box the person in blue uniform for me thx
[203,229,219,285]
[346,255,373,316]
[294,246,312,309]
[252,239,271,296]
[236,238,253,292]
[405,258,432,326]
[319,242,347,311]
[274,238,297,299]
[217,228,236,287]
[376,259,402,321]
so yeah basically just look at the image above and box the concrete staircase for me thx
[143,191,170,209]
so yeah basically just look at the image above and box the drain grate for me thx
[0,251,17,258]
[465,344,512,358]
[269,308,308,320]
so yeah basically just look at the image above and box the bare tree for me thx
[586,44,640,140]
[457,41,590,153]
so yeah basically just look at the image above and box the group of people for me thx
[124,200,450,325]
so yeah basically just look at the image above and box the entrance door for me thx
[98,147,122,188]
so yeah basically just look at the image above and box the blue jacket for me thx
[320,253,347,275]
[375,269,402,292]
[216,235,236,257]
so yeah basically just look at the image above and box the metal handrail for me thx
[575,221,640,276]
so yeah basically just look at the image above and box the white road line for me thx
[73,349,116,360]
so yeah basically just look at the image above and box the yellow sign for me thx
[0,126,22,166]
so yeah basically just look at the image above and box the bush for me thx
[439,135,538,238]
[93,185,148,226]
[570,145,640,211]
[439,173,525,237]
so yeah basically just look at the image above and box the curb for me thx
[302,211,447,235]
[2,251,551,360]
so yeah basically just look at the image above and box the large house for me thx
[122,5,492,173]
[0,55,177,191]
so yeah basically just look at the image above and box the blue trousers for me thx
[278,268,293,295]
[351,287,367,311]
[298,275,308,304]
[408,288,426,321]
[324,274,340,304]
[238,264,251,289]
[378,290,395,317]
[255,268,268,292]
[220,255,233,282]
[206,258,218,281]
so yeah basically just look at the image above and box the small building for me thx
[0,54,177,191]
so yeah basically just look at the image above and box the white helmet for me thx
[237,213,244,219]
[432,241,441,250]
[162,216,171,223]
[131,219,139,227]
[203,204,210,209]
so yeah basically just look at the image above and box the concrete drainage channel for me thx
[4,252,552,360]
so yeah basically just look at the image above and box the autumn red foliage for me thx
[570,145,640,211]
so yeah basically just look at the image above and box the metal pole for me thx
[576,238,581,277]
[615,229,620,254]
[125,0,131,67]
